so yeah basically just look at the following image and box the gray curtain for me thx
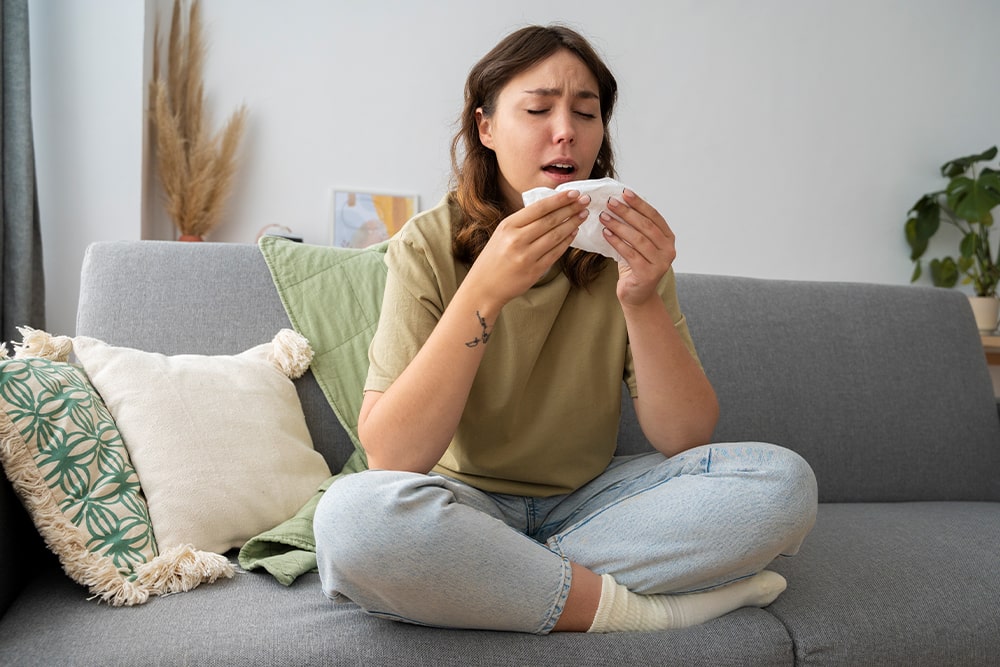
[0,0,43,351]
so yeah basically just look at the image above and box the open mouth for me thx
[543,162,576,176]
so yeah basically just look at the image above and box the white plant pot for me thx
[969,295,1000,333]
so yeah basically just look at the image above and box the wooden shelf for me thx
[981,334,1000,364]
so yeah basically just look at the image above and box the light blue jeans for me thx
[314,442,817,634]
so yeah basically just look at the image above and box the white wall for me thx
[29,0,1000,336]
[29,0,145,336]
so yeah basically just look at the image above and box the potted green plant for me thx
[905,146,1000,332]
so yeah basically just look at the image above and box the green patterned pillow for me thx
[0,339,232,606]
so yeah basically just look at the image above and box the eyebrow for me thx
[522,87,600,101]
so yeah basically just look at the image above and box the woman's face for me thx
[476,49,605,212]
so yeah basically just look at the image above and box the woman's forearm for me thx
[622,298,720,457]
[358,283,503,473]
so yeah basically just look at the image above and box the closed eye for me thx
[527,109,597,119]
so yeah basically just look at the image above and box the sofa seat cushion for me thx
[767,502,1000,665]
[0,566,794,666]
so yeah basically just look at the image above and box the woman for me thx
[314,24,817,634]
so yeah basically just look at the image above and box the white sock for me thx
[587,571,787,633]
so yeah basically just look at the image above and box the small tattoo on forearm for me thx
[465,311,492,348]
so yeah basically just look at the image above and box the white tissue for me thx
[522,177,628,262]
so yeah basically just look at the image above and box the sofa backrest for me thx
[669,273,1000,502]
[75,242,1000,504]
[75,241,358,469]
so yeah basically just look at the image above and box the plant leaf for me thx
[960,232,978,258]
[940,146,998,179]
[904,195,939,262]
[913,198,940,240]
[981,169,1000,205]
[905,218,929,260]
[947,174,1000,224]
[929,257,959,287]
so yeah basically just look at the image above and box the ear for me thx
[476,108,495,150]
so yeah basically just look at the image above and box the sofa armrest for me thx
[0,481,19,616]
[0,477,45,618]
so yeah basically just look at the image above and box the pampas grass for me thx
[149,0,247,240]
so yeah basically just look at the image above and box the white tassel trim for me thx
[133,544,233,596]
[12,327,73,362]
[268,328,313,378]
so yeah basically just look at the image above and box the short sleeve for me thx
[364,235,444,393]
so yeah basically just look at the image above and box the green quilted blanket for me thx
[237,236,387,585]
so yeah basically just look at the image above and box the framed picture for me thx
[332,189,419,248]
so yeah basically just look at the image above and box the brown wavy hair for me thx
[449,25,619,287]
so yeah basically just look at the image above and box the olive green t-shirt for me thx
[365,196,700,497]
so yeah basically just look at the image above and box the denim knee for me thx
[313,469,472,601]
[313,470,409,599]
[752,443,818,552]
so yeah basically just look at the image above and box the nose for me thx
[551,109,576,145]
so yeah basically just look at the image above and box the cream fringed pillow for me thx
[0,328,232,606]
[72,329,331,555]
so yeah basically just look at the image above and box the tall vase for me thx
[969,295,1000,333]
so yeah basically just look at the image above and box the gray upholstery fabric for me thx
[768,502,1000,666]
[76,241,291,355]
[675,274,1000,502]
[0,565,793,666]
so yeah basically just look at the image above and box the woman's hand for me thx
[598,188,719,455]
[599,189,676,306]
[465,190,591,309]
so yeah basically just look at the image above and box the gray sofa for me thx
[1,239,998,666]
